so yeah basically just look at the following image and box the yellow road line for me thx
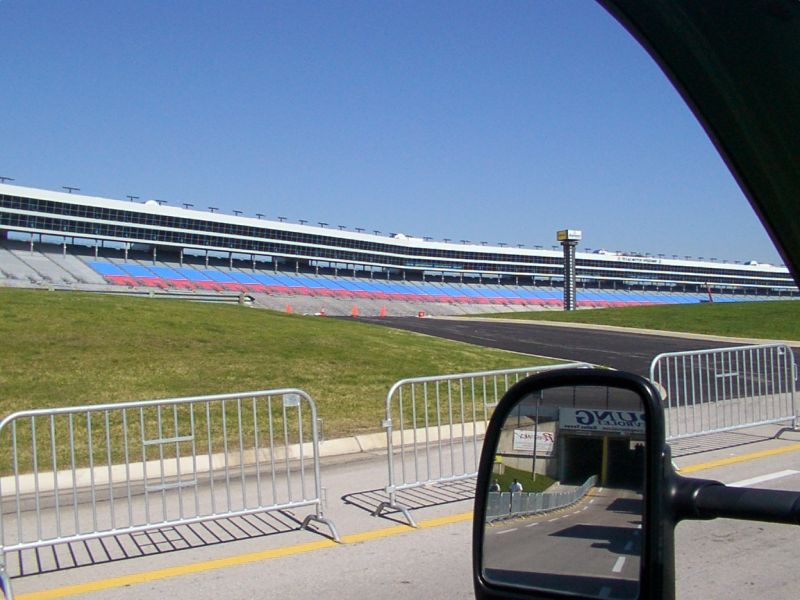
[678,442,800,474]
[16,512,473,600]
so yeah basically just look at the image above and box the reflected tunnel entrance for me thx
[560,434,644,489]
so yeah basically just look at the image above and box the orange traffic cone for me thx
[351,305,359,318]
[379,306,386,317]
[286,304,293,314]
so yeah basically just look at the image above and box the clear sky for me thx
[0,1,783,265]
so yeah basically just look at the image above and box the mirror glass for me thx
[482,384,646,599]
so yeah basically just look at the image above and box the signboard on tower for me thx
[556,229,582,242]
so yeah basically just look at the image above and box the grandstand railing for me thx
[373,363,591,527]
[0,389,338,599]
[650,344,798,441]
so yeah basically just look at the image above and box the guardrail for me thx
[486,475,598,522]
[0,389,338,600]
[650,343,798,441]
[374,363,591,527]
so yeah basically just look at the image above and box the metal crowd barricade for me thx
[0,389,338,599]
[649,343,798,441]
[374,363,590,527]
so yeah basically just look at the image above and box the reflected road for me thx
[483,487,642,599]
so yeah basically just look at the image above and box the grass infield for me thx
[478,300,800,341]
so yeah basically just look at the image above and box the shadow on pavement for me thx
[668,428,786,458]
[341,478,476,523]
[8,510,307,580]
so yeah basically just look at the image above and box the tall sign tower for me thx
[557,229,582,311]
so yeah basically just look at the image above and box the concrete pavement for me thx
[5,423,800,600]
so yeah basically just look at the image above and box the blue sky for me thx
[0,1,782,264]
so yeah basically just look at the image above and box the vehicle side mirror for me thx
[472,368,674,600]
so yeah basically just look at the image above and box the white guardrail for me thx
[486,475,598,522]
[0,389,338,600]
[374,363,591,527]
[650,343,798,441]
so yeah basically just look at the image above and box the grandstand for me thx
[0,182,796,316]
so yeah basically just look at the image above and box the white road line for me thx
[612,556,626,573]
[548,517,561,522]
[728,469,800,488]
[496,528,518,535]
[525,522,539,528]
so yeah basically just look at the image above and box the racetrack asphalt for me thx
[355,316,754,376]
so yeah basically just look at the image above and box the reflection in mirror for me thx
[482,385,646,599]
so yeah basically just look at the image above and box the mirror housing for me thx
[472,368,675,600]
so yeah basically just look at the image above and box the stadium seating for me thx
[59,255,786,316]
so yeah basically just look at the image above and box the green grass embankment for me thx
[479,301,800,341]
[0,288,550,437]
[491,466,554,494]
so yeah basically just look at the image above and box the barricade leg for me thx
[0,567,13,600]
[372,490,418,528]
[302,511,342,542]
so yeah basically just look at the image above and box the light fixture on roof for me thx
[233,210,242,216]
[278,216,286,222]
[62,186,80,193]
[209,206,218,213]
[127,195,139,202]
[0,176,14,183]
[256,213,264,219]
[182,202,193,209]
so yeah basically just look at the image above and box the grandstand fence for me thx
[650,344,798,441]
[0,389,338,600]
[373,363,591,527]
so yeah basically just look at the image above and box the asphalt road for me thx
[356,317,743,376]
[483,488,641,598]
